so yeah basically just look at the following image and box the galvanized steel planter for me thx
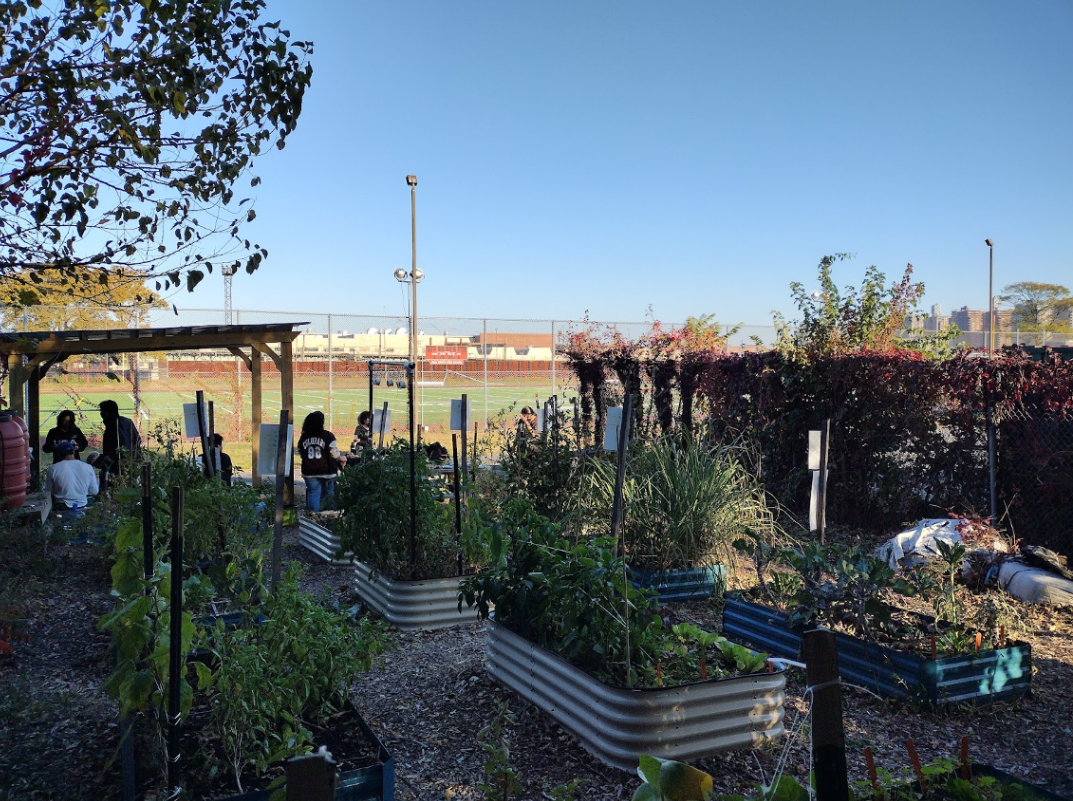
[220,700,395,801]
[485,620,787,771]
[354,561,480,631]
[722,597,1032,706]
[298,515,354,566]
[627,564,726,603]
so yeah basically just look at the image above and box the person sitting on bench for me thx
[45,440,100,515]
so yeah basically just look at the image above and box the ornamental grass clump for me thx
[583,435,777,575]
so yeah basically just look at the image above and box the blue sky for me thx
[197,1,1073,330]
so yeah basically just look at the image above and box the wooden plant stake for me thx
[906,739,926,793]
[960,736,970,780]
[974,632,982,653]
[699,656,707,680]
[656,662,663,686]
[864,747,880,801]
[999,625,1006,648]
[272,409,289,586]
[195,390,213,478]
[803,629,849,801]
[377,401,389,449]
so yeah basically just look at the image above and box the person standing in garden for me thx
[352,410,373,453]
[98,399,141,477]
[299,411,346,512]
[42,410,89,464]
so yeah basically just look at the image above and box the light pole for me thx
[985,238,994,352]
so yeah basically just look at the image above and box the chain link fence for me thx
[998,410,1073,555]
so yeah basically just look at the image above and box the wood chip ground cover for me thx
[1,527,1071,800]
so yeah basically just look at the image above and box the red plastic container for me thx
[0,412,30,509]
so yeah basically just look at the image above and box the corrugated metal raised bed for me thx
[722,596,1032,705]
[298,514,354,566]
[221,700,395,800]
[354,561,481,631]
[485,619,787,771]
[627,564,726,603]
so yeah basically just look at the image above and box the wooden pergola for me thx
[0,322,306,502]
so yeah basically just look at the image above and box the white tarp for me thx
[875,518,964,571]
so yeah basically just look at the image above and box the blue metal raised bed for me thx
[722,596,1031,705]
[627,564,726,602]
[219,701,394,801]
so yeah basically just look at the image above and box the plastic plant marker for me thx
[906,739,926,793]
[975,632,982,653]
[864,748,879,800]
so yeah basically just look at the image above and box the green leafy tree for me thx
[998,281,1072,345]
[774,255,957,357]
[0,0,313,290]
[0,265,166,329]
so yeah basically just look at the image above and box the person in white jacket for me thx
[45,440,99,514]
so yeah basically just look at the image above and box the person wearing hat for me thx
[45,440,99,513]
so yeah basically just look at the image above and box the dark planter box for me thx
[219,701,394,801]
[722,597,1031,706]
[627,564,726,602]
[968,764,1070,801]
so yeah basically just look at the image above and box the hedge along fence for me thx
[564,342,1073,536]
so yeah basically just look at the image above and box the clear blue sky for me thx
[195,1,1073,329]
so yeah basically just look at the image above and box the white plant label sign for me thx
[808,430,821,471]
[450,398,472,430]
[258,424,293,476]
[183,403,202,438]
[603,407,623,451]
[373,408,391,435]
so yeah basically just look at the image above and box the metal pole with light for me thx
[984,238,997,523]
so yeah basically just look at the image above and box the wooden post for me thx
[286,751,337,801]
[195,390,213,478]
[26,371,40,488]
[168,486,184,792]
[272,410,289,587]
[817,418,830,544]
[802,629,848,801]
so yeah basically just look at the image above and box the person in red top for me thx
[298,411,346,512]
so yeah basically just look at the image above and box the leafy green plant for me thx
[334,440,459,579]
[477,701,523,801]
[196,565,389,793]
[498,401,584,523]
[584,435,777,574]
[97,518,196,785]
[461,500,769,688]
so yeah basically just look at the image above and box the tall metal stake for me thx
[817,418,830,544]
[272,409,289,586]
[460,393,469,485]
[408,362,417,577]
[610,393,634,686]
[142,462,153,582]
[452,434,463,576]
[168,486,184,795]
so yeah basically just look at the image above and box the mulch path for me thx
[2,527,1071,800]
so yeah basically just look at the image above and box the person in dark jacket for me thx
[213,433,234,487]
[42,410,89,464]
[98,399,141,477]
[298,411,345,512]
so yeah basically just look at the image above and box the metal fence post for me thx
[551,319,556,398]
[327,314,334,431]
[483,318,489,431]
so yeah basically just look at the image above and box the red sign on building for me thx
[424,345,469,365]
